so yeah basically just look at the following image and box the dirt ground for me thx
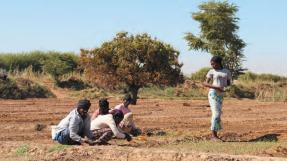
[0,98,287,160]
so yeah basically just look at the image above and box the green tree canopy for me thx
[80,32,183,104]
[185,1,246,78]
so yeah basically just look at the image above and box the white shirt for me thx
[90,114,126,139]
[56,109,93,142]
[206,68,232,89]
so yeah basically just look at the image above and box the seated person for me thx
[54,99,94,145]
[90,99,132,145]
[113,94,141,136]
[90,98,110,120]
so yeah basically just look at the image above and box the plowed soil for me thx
[0,98,287,160]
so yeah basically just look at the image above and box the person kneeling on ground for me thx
[90,98,110,120]
[54,99,94,145]
[112,94,141,136]
[90,99,132,145]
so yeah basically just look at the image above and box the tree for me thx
[43,53,79,79]
[185,1,246,79]
[80,32,183,104]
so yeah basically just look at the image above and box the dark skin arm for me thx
[202,78,224,92]
[227,79,231,86]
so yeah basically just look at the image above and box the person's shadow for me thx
[223,133,280,142]
[248,133,279,142]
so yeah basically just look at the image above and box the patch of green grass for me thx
[48,144,70,153]
[164,141,286,155]
[15,144,29,156]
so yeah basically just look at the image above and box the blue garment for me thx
[55,128,81,145]
[56,108,93,143]
[208,90,224,131]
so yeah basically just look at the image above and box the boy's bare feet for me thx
[211,137,223,142]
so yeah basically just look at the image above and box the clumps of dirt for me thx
[261,146,287,157]
[183,102,191,106]
[220,132,246,142]
[142,128,167,137]
[173,136,208,144]
[35,124,47,131]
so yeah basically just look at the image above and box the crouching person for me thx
[113,94,141,136]
[54,99,94,145]
[90,99,132,145]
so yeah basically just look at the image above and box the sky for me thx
[0,0,286,76]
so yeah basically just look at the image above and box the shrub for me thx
[190,67,210,82]
[0,77,54,99]
[0,51,80,76]
[225,85,255,99]
[0,78,23,99]
[238,72,287,82]
[42,53,79,79]
[15,144,29,156]
[56,76,90,90]
[0,51,49,72]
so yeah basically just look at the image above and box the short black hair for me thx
[211,56,223,68]
[99,98,109,115]
[77,99,91,111]
[112,109,124,124]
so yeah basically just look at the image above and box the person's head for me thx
[112,109,124,125]
[77,99,91,119]
[123,94,132,107]
[210,56,223,70]
[99,98,109,115]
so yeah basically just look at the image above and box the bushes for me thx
[56,76,90,90]
[190,67,210,82]
[225,85,255,99]
[0,51,49,72]
[238,72,287,82]
[0,51,79,77]
[0,78,54,99]
[42,53,79,79]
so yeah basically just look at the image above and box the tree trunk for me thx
[128,85,140,105]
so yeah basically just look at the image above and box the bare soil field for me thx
[0,98,287,160]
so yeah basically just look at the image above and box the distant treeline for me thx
[0,51,79,78]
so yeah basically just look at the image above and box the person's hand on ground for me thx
[82,138,95,145]
[124,133,132,142]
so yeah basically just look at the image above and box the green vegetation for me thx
[80,32,183,104]
[48,144,70,153]
[164,141,286,156]
[140,85,206,100]
[55,73,90,90]
[0,51,286,102]
[0,51,48,72]
[42,52,79,79]
[190,67,210,82]
[185,1,246,78]
[238,72,287,82]
[0,51,79,77]
[15,144,29,156]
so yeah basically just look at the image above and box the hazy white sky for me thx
[0,0,286,76]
